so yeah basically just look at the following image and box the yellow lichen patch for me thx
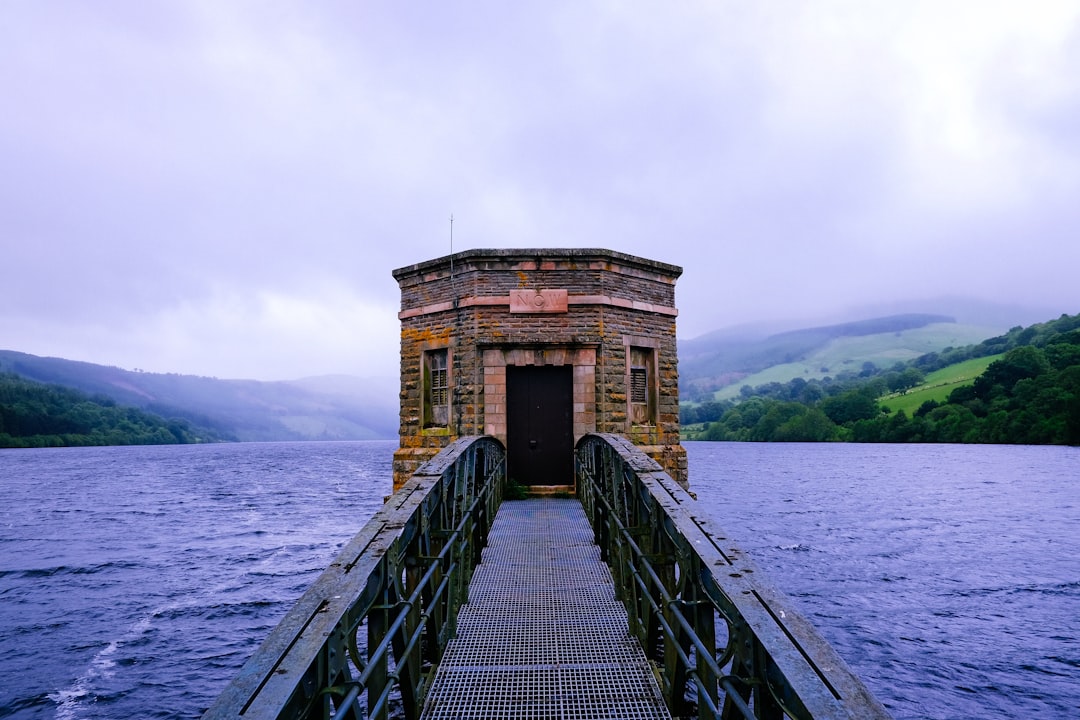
[516,271,529,287]
[421,427,450,437]
[401,326,453,342]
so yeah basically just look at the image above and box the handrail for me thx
[202,436,506,720]
[576,434,891,720]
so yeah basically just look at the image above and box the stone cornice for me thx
[398,293,678,320]
[392,248,683,282]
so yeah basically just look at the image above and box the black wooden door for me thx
[506,365,573,486]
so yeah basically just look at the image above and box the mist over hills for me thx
[677,298,1060,401]
[2,298,1066,440]
[680,314,965,399]
[0,350,399,441]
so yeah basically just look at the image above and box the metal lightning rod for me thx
[449,213,457,307]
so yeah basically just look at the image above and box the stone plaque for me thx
[509,289,568,314]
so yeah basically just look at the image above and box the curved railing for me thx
[576,433,891,720]
[202,436,506,720]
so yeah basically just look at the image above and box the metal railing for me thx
[202,436,505,720]
[576,434,891,720]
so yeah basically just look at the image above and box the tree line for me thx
[0,373,223,448]
[683,313,1080,445]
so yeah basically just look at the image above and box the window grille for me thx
[630,367,648,404]
[628,345,655,426]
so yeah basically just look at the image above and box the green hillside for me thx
[680,314,958,393]
[703,322,1000,402]
[879,355,1000,416]
[0,350,398,441]
[686,312,1080,445]
[0,373,223,447]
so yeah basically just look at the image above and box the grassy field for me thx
[878,354,1001,416]
[707,323,1000,401]
[680,353,1003,439]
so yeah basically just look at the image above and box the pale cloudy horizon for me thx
[3,2,1079,381]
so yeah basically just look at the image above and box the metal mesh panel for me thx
[420,499,670,720]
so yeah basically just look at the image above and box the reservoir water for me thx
[1,440,1077,718]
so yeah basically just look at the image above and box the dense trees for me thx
[688,313,1080,446]
[0,373,221,447]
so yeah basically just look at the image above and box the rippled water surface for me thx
[685,442,1080,718]
[1,442,392,719]
[1,441,1077,718]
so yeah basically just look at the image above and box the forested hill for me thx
[0,373,223,447]
[679,313,957,394]
[687,312,1080,445]
[0,351,398,442]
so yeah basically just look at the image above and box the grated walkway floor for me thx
[419,498,671,720]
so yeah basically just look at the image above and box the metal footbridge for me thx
[422,498,670,719]
[203,435,891,719]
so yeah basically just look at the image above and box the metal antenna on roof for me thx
[449,213,458,308]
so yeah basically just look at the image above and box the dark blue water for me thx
[1,441,1077,718]
[0,442,390,720]
[685,442,1080,718]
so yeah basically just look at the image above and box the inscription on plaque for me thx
[509,289,569,314]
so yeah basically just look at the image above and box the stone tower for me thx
[392,248,686,491]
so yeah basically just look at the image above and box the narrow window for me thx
[424,349,449,427]
[629,346,655,425]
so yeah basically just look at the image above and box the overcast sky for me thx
[3,2,1079,382]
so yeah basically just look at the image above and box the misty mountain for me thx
[676,298,1065,399]
[835,296,1063,330]
[682,313,946,374]
[0,351,398,441]
[678,314,1006,400]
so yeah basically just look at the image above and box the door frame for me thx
[480,345,597,492]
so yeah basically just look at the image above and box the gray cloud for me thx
[2,2,1078,381]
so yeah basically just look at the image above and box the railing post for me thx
[592,442,609,561]
[366,565,391,720]
[394,555,423,718]
[686,563,719,719]
[752,643,784,719]
[657,516,688,715]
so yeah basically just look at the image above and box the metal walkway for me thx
[420,498,671,720]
